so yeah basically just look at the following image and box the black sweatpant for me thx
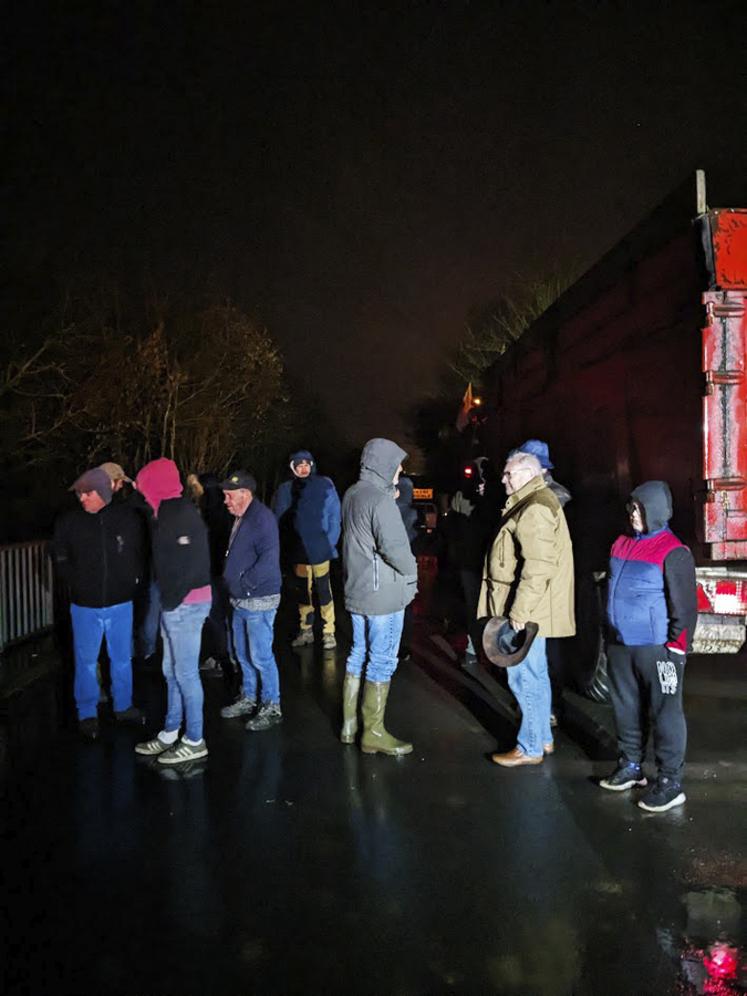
[607,643,687,781]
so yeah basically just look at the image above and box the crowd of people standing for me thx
[53,439,416,764]
[53,434,697,813]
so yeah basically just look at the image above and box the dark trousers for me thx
[400,602,413,656]
[459,568,482,655]
[607,643,687,781]
[202,577,231,662]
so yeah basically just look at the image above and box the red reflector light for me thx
[697,584,713,612]
[463,466,474,477]
[696,578,747,615]
[703,942,740,980]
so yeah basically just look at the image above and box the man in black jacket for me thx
[53,467,146,740]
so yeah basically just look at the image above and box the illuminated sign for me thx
[413,488,433,500]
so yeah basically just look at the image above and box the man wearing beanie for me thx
[273,450,341,650]
[53,467,147,740]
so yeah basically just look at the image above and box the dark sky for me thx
[5,1,747,448]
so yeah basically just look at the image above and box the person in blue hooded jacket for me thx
[272,450,341,651]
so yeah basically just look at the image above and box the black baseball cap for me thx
[220,470,257,492]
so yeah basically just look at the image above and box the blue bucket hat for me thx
[517,439,553,470]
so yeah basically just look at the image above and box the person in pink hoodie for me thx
[133,458,213,765]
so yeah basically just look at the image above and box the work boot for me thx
[322,632,337,651]
[114,706,146,726]
[340,673,361,744]
[360,680,412,756]
[291,629,314,648]
[78,717,100,742]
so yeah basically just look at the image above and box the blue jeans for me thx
[506,634,551,757]
[71,601,134,720]
[345,611,405,683]
[161,601,211,742]
[232,607,280,704]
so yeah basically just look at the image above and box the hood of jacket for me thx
[396,475,414,508]
[359,438,408,492]
[630,480,672,533]
[136,458,183,515]
[291,450,316,475]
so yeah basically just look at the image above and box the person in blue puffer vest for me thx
[272,450,341,651]
[601,480,697,813]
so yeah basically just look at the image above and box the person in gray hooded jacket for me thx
[340,438,417,755]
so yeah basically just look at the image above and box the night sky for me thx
[5,1,747,447]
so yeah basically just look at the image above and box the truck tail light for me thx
[696,577,747,615]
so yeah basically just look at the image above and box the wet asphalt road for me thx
[1,603,746,996]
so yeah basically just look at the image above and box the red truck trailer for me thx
[480,170,747,698]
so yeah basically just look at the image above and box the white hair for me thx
[505,451,542,477]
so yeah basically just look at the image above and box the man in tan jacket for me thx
[478,451,575,766]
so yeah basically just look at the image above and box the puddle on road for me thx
[666,888,746,995]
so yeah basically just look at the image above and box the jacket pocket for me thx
[372,554,380,592]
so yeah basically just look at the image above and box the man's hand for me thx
[509,618,525,631]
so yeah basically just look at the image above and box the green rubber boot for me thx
[360,680,413,756]
[340,673,361,744]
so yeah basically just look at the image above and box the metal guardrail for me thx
[0,541,54,652]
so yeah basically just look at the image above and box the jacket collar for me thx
[502,474,547,513]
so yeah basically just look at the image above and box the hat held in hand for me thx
[482,616,539,667]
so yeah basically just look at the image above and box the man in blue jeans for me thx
[53,467,147,740]
[340,438,418,755]
[477,450,575,767]
[220,471,283,731]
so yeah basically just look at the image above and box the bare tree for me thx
[5,296,291,477]
[451,268,580,386]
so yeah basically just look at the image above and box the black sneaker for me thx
[79,717,100,741]
[599,761,648,792]
[157,738,209,765]
[114,706,146,726]
[637,777,686,813]
[220,694,256,719]
[245,703,282,732]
